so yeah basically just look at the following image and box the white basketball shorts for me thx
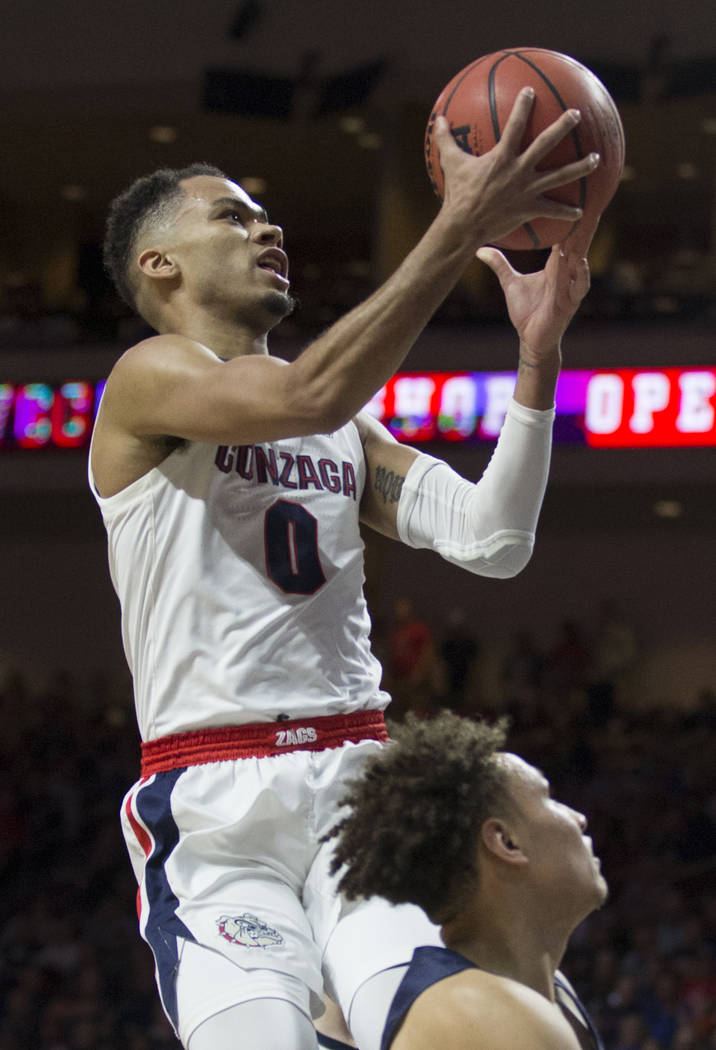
[121,719,441,1043]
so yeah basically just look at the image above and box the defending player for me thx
[315,997,357,1049]
[328,712,608,1050]
[91,91,599,1050]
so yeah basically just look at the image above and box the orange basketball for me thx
[424,48,625,250]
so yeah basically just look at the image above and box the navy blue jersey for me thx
[381,946,604,1050]
[317,1035,354,1050]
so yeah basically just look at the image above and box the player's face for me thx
[500,753,608,919]
[166,175,293,326]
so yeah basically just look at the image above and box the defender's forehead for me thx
[498,752,549,798]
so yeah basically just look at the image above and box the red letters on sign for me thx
[584,369,716,447]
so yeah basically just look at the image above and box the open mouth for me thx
[257,249,289,280]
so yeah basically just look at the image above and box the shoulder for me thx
[99,334,234,440]
[105,336,290,419]
[392,970,581,1050]
[108,333,220,387]
[91,335,216,490]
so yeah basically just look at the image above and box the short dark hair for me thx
[327,712,509,924]
[103,163,227,310]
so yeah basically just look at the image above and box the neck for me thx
[441,902,571,1002]
[158,302,272,360]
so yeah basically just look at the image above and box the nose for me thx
[573,808,588,832]
[251,221,283,248]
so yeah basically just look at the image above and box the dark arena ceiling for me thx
[2,0,715,307]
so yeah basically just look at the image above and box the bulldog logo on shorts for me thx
[216,913,284,948]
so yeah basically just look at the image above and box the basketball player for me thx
[315,997,357,1049]
[91,90,600,1050]
[328,712,608,1050]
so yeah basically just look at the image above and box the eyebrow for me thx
[210,196,269,224]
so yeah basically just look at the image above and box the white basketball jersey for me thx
[89,421,389,740]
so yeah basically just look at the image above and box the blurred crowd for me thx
[0,244,713,354]
[380,596,645,726]
[0,597,714,1049]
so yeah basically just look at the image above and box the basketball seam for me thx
[489,50,586,248]
[441,53,495,116]
[425,53,494,196]
[486,53,540,249]
[426,49,620,247]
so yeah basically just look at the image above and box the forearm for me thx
[290,209,477,429]
[289,96,592,433]
[397,400,553,578]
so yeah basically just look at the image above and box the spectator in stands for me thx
[387,597,440,718]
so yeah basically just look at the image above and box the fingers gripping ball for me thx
[425,48,625,250]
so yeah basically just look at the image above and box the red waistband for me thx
[140,710,389,777]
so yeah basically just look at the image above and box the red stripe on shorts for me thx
[125,787,153,857]
[140,709,389,777]
[124,787,154,919]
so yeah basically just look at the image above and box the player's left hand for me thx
[476,242,590,361]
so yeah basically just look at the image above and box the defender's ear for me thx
[481,819,528,866]
[138,248,180,281]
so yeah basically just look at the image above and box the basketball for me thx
[424,48,625,251]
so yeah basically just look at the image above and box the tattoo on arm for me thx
[374,465,405,504]
[518,353,540,375]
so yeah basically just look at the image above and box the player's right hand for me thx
[433,89,600,249]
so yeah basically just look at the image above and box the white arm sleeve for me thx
[396,398,554,578]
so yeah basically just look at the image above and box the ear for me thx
[138,248,180,281]
[481,818,528,867]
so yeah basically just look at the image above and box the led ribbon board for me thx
[1,369,715,450]
[364,367,716,447]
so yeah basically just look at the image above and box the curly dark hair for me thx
[326,711,510,924]
[103,163,227,310]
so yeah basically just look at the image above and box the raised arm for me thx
[478,241,591,412]
[358,401,553,578]
[358,240,592,576]
[106,93,598,450]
